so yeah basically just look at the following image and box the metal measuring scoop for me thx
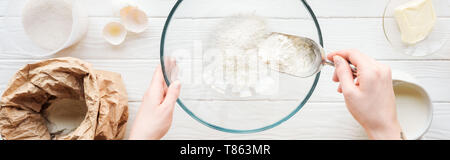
[270,33,357,78]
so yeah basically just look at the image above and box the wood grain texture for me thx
[1,60,450,103]
[1,0,449,17]
[1,17,450,60]
[124,102,450,140]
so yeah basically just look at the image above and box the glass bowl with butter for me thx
[383,0,450,56]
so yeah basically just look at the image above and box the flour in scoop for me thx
[203,15,315,97]
[22,0,74,51]
[258,33,315,77]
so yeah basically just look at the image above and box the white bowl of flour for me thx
[2,0,89,57]
[392,70,433,140]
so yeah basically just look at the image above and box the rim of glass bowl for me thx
[160,0,323,134]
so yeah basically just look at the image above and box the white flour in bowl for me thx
[203,15,315,97]
[22,0,74,50]
[213,15,268,50]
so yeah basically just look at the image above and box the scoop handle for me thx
[324,60,358,77]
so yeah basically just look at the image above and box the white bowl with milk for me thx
[392,70,433,140]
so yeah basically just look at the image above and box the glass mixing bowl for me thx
[161,0,323,133]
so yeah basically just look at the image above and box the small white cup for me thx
[392,70,433,140]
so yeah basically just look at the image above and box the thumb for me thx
[161,80,181,108]
[333,56,357,94]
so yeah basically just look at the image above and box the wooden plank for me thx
[1,60,450,102]
[310,0,450,18]
[0,17,165,59]
[425,104,450,140]
[128,101,368,140]
[0,18,3,55]
[0,0,6,17]
[0,0,175,17]
[124,102,450,140]
[1,0,449,18]
[1,0,449,141]
[1,17,450,60]
[0,0,349,18]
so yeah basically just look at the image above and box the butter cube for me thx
[394,0,436,45]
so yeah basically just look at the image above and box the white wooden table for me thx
[1,0,449,140]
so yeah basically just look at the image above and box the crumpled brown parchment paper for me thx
[0,57,128,140]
